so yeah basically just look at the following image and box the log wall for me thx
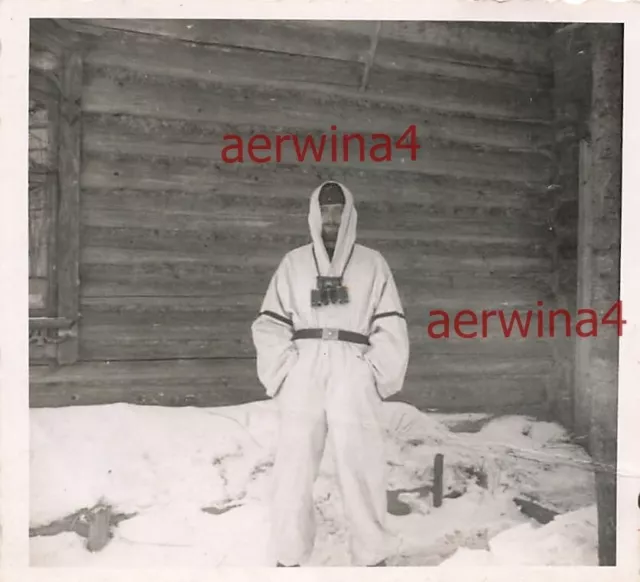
[31,19,559,415]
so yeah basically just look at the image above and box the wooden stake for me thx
[433,453,444,508]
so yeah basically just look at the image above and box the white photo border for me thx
[1,1,638,581]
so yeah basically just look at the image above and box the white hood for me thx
[307,180,358,278]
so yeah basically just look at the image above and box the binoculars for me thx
[311,276,350,307]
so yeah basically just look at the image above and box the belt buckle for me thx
[322,328,339,341]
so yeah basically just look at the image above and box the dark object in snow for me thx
[386,482,432,516]
[386,491,412,516]
[447,416,495,433]
[29,503,136,548]
[433,453,444,508]
[387,460,457,515]
[277,562,300,567]
[202,503,243,515]
[461,465,489,489]
[513,497,559,524]
[444,490,463,500]
[86,505,111,552]
[367,559,386,566]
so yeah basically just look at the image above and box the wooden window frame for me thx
[29,20,83,366]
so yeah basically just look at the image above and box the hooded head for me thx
[318,182,345,247]
[308,180,357,277]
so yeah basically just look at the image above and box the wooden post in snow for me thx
[433,453,444,507]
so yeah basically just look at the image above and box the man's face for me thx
[320,203,344,243]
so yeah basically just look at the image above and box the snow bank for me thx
[30,400,597,566]
[440,505,598,566]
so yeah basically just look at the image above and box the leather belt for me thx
[292,328,370,345]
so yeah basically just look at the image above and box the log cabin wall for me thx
[30,19,560,415]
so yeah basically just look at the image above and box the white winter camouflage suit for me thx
[251,181,410,566]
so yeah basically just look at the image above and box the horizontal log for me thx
[76,19,553,73]
[79,236,551,269]
[77,20,552,89]
[30,317,75,330]
[77,318,554,361]
[80,28,553,122]
[83,64,554,150]
[84,28,363,92]
[78,333,247,361]
[78,303,559,336]
[76,308,567,340]
[79,250,553,298]
[366,66,551,121]
[29,357,550,412]
[29,378,549,414]
[29,354,546,384]
[395,375,549,413]
[82,152,550,205]
[32,353,553,385]
[82,186,550,225]
[293,21,553,73]
[30,358,262,407]
[81,263,554,299]
[80,265,270,299]
[80,231,552,282]
[373,37,551,89]
[79,276,555,311]
[75,330,557,362]
[476,23,557,37]
[112,340,554,368]
[382,22,552,71]
[82,74,553,155]
[83,107,552,162]
[81,154,552,210]
[82,208,552,245]
[76,304,565,341]
[81,206,549,245]
[81,116,551,184]
[79,280,558,314]
[76,331,554,359]
[78,18,372,62]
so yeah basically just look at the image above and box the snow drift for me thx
[30,401,597,566]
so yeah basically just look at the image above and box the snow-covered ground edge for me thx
[30,401,597,567]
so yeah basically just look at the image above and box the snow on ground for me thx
[440,505,598,566]
[30,401,597,567]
